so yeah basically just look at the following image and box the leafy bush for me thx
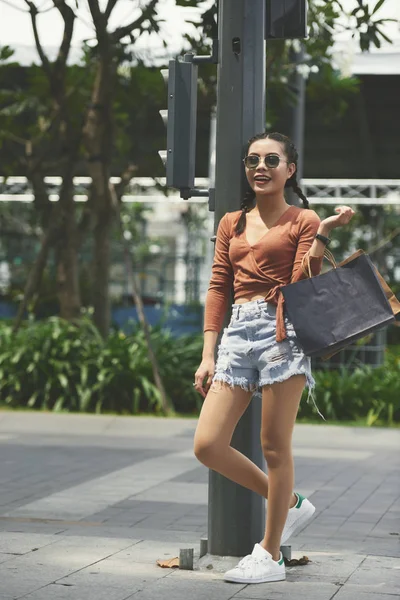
[0,317,202,415]
[0,317,398,425]
[299,346,400,425]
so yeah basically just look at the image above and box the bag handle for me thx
[301,227,400,279]
[301,247,337,279]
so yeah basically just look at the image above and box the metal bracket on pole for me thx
[180,187,210,200]
[188,39,219,65]
[208,188,216,211]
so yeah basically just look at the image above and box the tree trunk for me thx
[55,205,81,320]
[49,169,82,320]
[13,214,60,332]
[92,205,112,337]
[82,50,115,337]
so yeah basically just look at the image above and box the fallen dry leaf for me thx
[284,555,311,567]
[156,557,180,569]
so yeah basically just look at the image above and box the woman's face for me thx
[245,138,296,197]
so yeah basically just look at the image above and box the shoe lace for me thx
[238,555,262,569]
[237,555,253,568]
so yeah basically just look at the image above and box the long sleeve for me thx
[290,210,323,283]
[203,213,234,333]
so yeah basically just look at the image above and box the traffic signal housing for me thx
[265,0,307,39]
[159,57,198,191]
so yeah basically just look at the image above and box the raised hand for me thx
[321,205,355,231]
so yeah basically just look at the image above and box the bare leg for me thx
[194,382,271,497]
[260,375,306,561]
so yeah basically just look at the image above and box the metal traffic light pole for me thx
[207,0,267,558]
[157,0,308,561]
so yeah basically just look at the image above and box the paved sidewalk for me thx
[0,412,398,600]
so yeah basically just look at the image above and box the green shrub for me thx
[299,346,400,425]
[0,317,202,415]
[0,317,398,425]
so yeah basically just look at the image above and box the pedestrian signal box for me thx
[265,0,307,39]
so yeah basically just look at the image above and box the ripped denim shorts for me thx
[211,298,318,407]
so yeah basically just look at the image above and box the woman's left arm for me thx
[291,205,355,283]
[309,205,355,259]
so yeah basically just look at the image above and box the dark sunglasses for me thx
[243,154,289,169]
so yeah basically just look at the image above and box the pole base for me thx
[197,553,243,573]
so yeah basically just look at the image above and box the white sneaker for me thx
[223,543,285,584]
[281,492,315,545]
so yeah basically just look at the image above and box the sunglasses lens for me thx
[245,156,259,169]
[265,155,280,168]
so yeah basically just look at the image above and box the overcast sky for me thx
[0,0,399,64]
[0,0,213,58]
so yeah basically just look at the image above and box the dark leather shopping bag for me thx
[338,249,400,319]
[281,249,396,358]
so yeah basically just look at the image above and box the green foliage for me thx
[0,318,398,426]
[0,317,202,415]
[299,346,400,425]
[189,0,394,128]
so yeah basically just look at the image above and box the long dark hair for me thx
[235,132,309,235]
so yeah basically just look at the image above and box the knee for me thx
[193,436,219,467]
[261,440,290,469]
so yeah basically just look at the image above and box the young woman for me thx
[193,132,354,585]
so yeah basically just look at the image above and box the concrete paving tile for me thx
[126,573,246,600]
[124,515,179,530]
[132,482,208,506]
[9,543,136,574]
[4,451,197,521]
[0,531,58,555]
[344,555,400,595]
[347,511,384,523]
[20,583,135,600]
[56,560,170,590]
[334,588,400,600]
[0,569,62,598]
[113,539,198,565]
[233,581,339,599]
[0,520,67,535]
[0,553,20,566]
[50,535,141,551]
[166,523,206,533]
[0,417,399,600]
[336,521,376,536]
[281,551,366,584]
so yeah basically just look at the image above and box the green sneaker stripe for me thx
[278,557,284,565]
[295,492,306,509]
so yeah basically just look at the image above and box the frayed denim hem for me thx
[212,370,325,420]
[211,373,259,394]
[258,368,315,392]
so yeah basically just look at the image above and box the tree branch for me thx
[87,0,106,39]
[52,0,75,69]
[104,0,118,22]
[111,0,158,42]
[24,0,52,80]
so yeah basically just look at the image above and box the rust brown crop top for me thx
[203,205,323,342]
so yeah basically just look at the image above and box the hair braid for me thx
[285,172,309,209]
[235,187,255,235]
